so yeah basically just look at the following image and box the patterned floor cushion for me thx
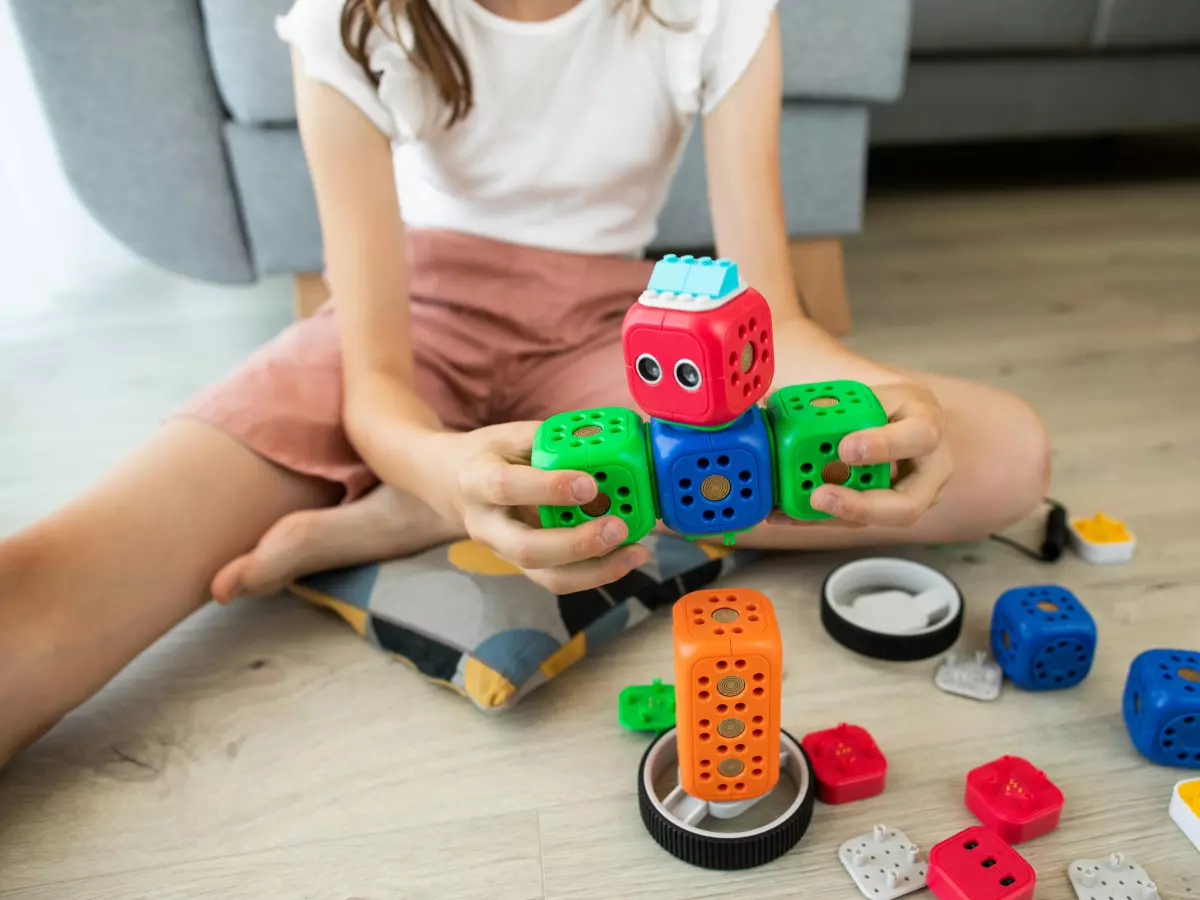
[288,535,760,711]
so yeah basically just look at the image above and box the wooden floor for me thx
[2,175,1199,898]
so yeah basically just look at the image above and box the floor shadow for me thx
[866,131,1200,196]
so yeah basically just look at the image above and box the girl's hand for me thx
[772,380,952,529]
[424,423,650,593]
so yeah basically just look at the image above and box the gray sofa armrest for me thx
[11,1,253,284]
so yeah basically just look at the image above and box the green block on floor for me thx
[618,678,676,732]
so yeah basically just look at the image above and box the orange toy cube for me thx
[672,588,783,803]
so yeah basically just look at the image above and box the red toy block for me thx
[965,755,1063,844]
[800,723,887,804]
[622,286,774,427]
[927,826,1035,900]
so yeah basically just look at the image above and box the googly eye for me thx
[675,359,702,391]
[636,354,662,385]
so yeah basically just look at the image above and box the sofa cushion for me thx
[200,0,295,124]
[1098,0,1200,47]
[871,56,1200,144]
[909,0,1099,51]
[202,0,910,124]
[225,103,867,276]
[778,0,910,102]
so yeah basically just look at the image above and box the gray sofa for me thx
[11,0,911,286]
[873,0,1200,144]
[16,2,1200,290]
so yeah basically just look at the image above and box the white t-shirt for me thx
[277,0,778,257]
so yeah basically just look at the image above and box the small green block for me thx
[766,380,891,521]
[532,407,657,545]
[618,679,676,732]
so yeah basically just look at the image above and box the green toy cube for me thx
[766,380,891,520]
[618,679,676,732]
[531,406,658,544]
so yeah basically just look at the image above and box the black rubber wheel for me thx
[637,728,815,870]
[820,557,964,662]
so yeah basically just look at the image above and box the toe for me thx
[210,555,249,604]
[212,511,319,602]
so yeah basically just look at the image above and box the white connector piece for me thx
[1067,852,1157,900]
[839,824,927,899]
[935,650,1004,701]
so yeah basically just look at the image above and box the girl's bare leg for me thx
[0,419,344,766]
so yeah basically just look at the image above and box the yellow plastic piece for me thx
[1181,778,1200,817]
[1072,512,1132,544]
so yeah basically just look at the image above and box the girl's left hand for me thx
[770,380,953,529]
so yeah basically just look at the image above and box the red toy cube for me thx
[928,826,1035,900]
[800,723,887,804]
[965,755,1063,844]
[622,286,774,427]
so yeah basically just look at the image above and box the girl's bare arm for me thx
[702,19,954,527]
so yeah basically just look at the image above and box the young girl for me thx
[0,0,1049,765]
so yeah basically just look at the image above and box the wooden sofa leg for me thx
[790,238,851,335]
[293,272,330,319]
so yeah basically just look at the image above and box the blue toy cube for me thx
[649,406,773,541]
[990,585,1097,690]
[1123,648,1200,768]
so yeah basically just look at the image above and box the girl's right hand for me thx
[422,422,651,594]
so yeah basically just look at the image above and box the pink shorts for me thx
[178,229,652,501]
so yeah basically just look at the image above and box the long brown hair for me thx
[341,0,670,128]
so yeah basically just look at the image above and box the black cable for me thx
[988,497,1068,562]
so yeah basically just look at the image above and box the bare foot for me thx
[210,486,464,602]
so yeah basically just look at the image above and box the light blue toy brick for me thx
[681,256,739,298]
[646,254,695,293]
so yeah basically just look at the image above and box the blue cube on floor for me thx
[650,406,774,540]
[1123,648,1200,768]
[990,585,1097,690]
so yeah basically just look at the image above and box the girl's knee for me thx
[951,390,1051,537]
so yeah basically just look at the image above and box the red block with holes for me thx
[965,755,1063,844]
[927,826,1036,900]
[800,723,887,804]
[622,286,775,427]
